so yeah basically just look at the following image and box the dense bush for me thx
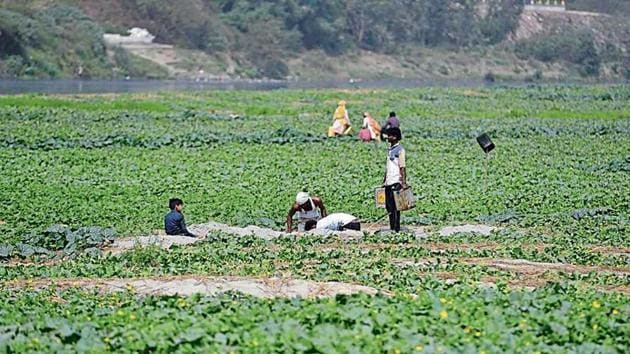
[515,30,601,76]
[0,5,111,78]
[2,0,626,79]
[66,0,526,77]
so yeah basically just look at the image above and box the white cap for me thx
[295,192,310,205]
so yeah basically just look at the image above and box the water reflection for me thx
[0,78,499,95]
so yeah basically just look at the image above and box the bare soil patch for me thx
[589,246,630,257]
[393,257,630,277]
[416,266,630,295]
[465,258,629,277]
[3,275,386,299]
[438,224,496,237]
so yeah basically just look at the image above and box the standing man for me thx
[382,127,407,232]
[286,192,327,232]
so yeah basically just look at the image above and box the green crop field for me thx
[0,85,628,353]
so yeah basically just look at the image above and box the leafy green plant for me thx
[0,225,115,259]
[0,85,627,353]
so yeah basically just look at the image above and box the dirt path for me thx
[105,222,431,254]
[393,257,630,277]
[426,271,630,295]
[3,275,385,299]
[5,271,628,296]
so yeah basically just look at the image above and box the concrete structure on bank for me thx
[523,0,566,12]
[103,28,155,46]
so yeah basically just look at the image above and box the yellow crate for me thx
[374,187,386,208]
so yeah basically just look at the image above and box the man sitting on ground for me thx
[164,198,196,237]
[304,213,361,232]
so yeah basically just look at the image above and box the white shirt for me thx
[385,144,406,186]
[297,198,320,222]
[316,213,358,231]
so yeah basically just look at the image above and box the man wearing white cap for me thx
[286,192,327,233]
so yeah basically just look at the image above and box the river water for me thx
[0,78,620,95]
[0,78,502,95]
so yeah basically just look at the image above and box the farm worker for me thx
[361,112,381,141]
[164,198,197,237]
[286,192,327,232]
[382,127,407,232]
[328,100,352,137]
[380,111,400,140]
[303,213,361,231]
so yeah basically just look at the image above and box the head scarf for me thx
[334,100,347,121]
[296,192,310,205]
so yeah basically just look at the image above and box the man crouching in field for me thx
[286,192,327,232]
[164,198,197,237]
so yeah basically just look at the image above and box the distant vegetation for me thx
[568,0,630,15]
[0,0,627,79]
[0,4,110,78]
[69,0,524,79]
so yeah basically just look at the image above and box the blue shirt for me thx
[164,210,195,236]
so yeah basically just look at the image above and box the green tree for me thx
[478,0,523,44]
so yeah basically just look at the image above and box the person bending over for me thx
[304,213,360,231]
[286,192,327,232]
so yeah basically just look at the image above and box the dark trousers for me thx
[342,221,361,231]
[385,184,401,232]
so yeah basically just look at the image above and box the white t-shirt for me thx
[385,144,406,186]
[316,213,358,231]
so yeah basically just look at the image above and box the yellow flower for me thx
[592,300,601,309]
[439,310,448,319]
[439,297,447,304]
[464,327,471,334]
[394,349,401,354]
[612,309,619,315]
[592,324,598,330]
[519,319,528,329]
[129,314,136,321]
[479,351,487,354]
[475,331,482,337]
[415,345,424,351]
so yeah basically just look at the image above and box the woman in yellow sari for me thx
[328,100,352,137]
